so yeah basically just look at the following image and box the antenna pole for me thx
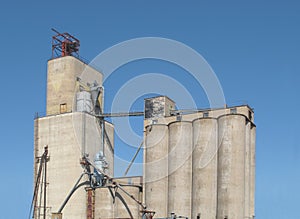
[51,28,80,58]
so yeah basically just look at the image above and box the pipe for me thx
[115,184,145,209]
[82,113,86,157]
[102,119,105,156]
[96,112,144,118]
[58,173,88,213]
[43,152,47,219]
[124,140,144,176]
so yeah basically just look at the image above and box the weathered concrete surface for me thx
[46,56,102,115]
[250,126,256,217]
[144,105,256,219]
[217,115,246,219]
[144,96,175,119]
[34,113,114,219]
[94,187,114,219]
[113,176,143,219]
[144,124,169,218]
[168,121,192,219]
[192,118,218,219]
[244,121,251,217]
[34,56,113,219]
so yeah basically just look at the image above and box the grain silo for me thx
[192,118,218,219]
[217,114,246,219]
[144,124,169,218]
[144,96,256,219]
[168,121,193,218]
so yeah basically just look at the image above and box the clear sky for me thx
[0,1,299,218]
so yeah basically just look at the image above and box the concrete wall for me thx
[113,176,143,219]
[46,56,102,115]
[94,188,114,219]
[34,112,115,219]
[244,121,251,217]
[34,113,87,219]
[250,126,256,218]
[94,177,144,219]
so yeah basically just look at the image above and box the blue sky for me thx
[0,1,299,218]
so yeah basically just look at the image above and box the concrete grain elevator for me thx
[144,97,256,219]
[31,31,256,219]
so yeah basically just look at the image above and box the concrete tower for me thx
[33,55,143,219]
[33,56,114,219]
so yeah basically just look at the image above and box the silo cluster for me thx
[144,96,256,219]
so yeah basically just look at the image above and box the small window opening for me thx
[230,108,237,114]
[60,103,67,113]
[176,115,182,121]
